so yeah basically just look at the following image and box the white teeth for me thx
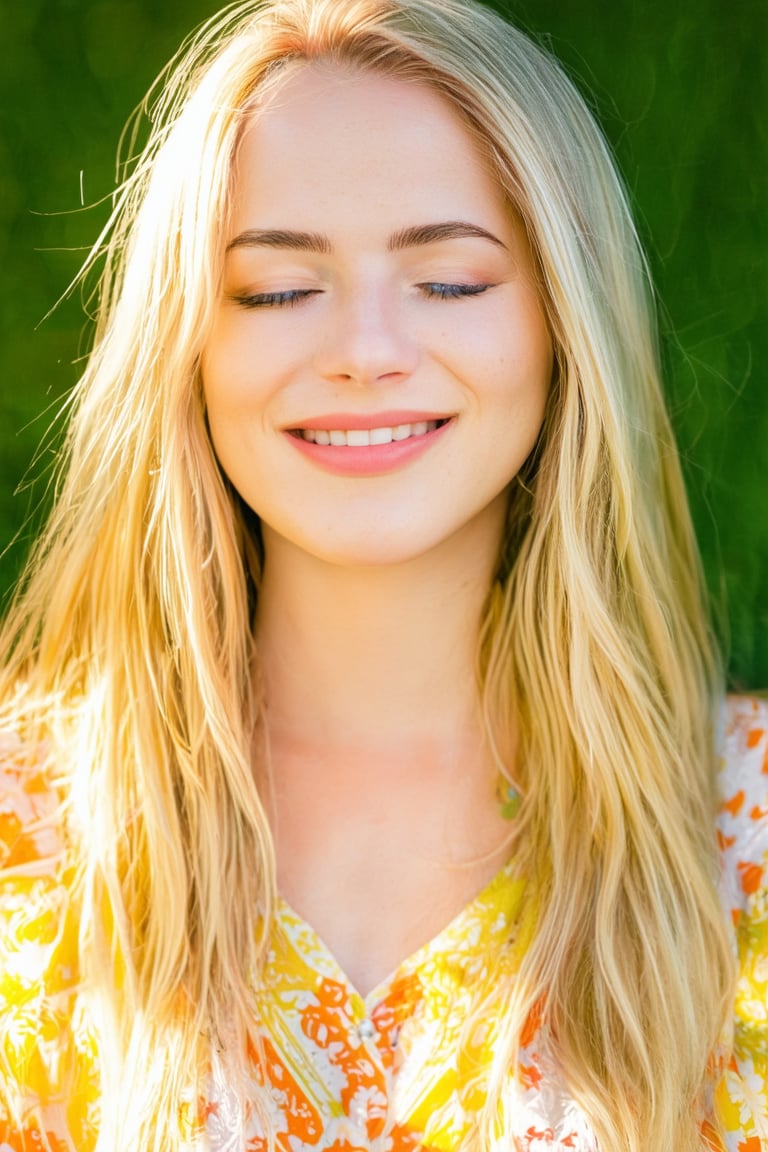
[299,420,442,446]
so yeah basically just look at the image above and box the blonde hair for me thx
[0,0,734,1148]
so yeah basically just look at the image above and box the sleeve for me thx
[0,731,100,1151]
[714,695,768,1150]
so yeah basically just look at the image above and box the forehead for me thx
[229,62,511,237]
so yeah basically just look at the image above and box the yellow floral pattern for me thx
[0,696,766,1150]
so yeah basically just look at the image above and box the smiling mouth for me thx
[289,418,450,447]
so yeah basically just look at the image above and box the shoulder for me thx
[0,730,87,1126]
[718,694,768,794]
[0,729,71,981]
[0,727,73,979]
[714,696,768,1147]
[0,728,63,873]
[717,694,768,903]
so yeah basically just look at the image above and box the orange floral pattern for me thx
[0,697,766,1150]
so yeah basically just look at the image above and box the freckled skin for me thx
[202,63,552,570]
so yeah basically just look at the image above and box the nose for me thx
[312,281,419,387]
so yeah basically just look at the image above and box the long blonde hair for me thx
[0,1,734,1148]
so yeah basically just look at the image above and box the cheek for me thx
[479,340,552,483]
[201,317,280,435]
[460,301,552,419]
[201,339,263,488]
[506,299,552,413]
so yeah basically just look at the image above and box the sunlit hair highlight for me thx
[0,1,733,1149]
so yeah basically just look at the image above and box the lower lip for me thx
[284,420,454,477]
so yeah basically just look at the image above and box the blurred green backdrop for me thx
[0,0,765,687]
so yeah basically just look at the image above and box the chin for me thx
[264,517,464,571]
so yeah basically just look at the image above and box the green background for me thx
[0,0,765,688]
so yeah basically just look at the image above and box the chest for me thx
[270,749,515,998]
[217,882,600,1151]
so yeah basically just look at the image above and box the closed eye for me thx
[229,283,492,308]
[420,283,492,299]
[230,289,322,309]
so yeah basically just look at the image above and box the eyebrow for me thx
[225,220,507,254]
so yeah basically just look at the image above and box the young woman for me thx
[0,1,765,1149]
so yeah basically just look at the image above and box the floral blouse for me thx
[0,696,766,1151]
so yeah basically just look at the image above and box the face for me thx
[202,63,552,570]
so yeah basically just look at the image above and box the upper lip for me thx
[286,410,454,431]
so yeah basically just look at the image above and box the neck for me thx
[254,512,503,766]
[253,507,516,962]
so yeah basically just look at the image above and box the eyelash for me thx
[422,282,490,300]
[231,283,491,309]
[233,289,318,308]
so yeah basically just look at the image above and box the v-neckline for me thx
[274,854,523,1006]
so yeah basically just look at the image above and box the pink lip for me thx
[284,417,454,477]
[288,410,452,432]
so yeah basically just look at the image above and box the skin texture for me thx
[202,64,553,995]
[203,62,551,570]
